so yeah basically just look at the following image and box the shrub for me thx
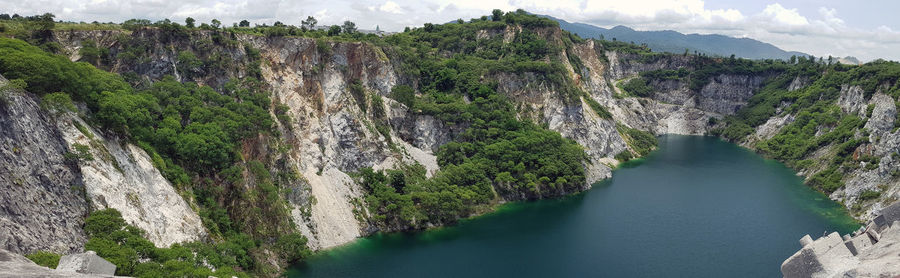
[275,233,311,263]
[617,124,657,156]
[620,78,653,97]
[390,85,415,108]
[349,79,367,113]
[26,251,60,269]
[83,209,253,277]
[614,150,634,162]
[41,92,75,115]
[584,96,612,119]
[859,190,881,201]
[64,143,93,162]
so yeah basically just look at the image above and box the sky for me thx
[2,0,898,61]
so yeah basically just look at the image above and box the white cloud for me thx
[0,0,898,61]
[761,3,808,26]
[379,1,404,14]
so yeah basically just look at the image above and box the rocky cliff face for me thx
[56,116,207,247]
[0,74,207,253]
[43,28,792,251]
[740,81,899,221]
[0,76,88,255]
[3,22,894,261]
[831,88,899,220]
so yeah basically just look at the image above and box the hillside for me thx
[0,10,898,277]
[544,15,809,60]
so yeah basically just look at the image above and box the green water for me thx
[288,135,859,277]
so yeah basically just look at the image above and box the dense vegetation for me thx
[25,251,60,269]
[711,57,900,199]
[595,35,899,205]
[82,208,293,277]
[357,10,591,231]
[0,33,306,276]
[615,124,659,161]
[11,7,897,276]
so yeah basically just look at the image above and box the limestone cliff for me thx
[56,115,207,247]
[2,19,897,267]
[0,76,88,255]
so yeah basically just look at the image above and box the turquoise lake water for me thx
[288,135,859,277]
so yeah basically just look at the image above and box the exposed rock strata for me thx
[56,116,207,248]
[0,76,88,254]
[33,26,900,252]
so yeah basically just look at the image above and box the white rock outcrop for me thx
[57,117,207,248]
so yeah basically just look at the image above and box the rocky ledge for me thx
[781,202,900,277]
[0,249,119,277]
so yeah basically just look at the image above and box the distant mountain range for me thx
[541,15,810,61]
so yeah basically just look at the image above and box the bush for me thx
[614,150,634,162]
[859,190,881,201]
[390,85,415,108]
[64,143,94,162]
[41,92,75,115]
[26,251,60,269]
[0,37,130,108]
[617,124,657,156]
[83,209,253,277]
[620,78,653,97]
[275,233,311,263]
[584,96,612,119]
[349,79,367,113]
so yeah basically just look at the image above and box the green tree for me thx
[492,9,503,21]
[327,25,341,36]
[301,16,317,31]
[41,92,76,115]
[184,17,195,28]
[390,85,415,108]
[210,19,221,29]
[341,21,357,34]
[238,19,250,27]
[122,19,151,31]
[275,233,312,263]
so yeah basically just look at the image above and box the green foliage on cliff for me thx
[359,11,589,230]
[0,35,306,275]
[0,37,130,110]
[715,57,900,194]
[84,209,258,277]
[617,124,658,156]
[25,251,60,269]
[583,95,612,119]
[40,92,76,115]
[620,78,653,97]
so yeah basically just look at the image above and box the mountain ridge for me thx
[541,14,809,60]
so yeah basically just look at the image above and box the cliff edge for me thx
[782,202,900,277]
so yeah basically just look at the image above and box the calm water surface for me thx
[288,135,859,277]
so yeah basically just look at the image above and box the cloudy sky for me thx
[2,0,898,61]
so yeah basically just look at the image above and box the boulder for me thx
[873,201,900,232]
[783,202,900,278]
[0,249,111,277]
[57,251,116,276]
[781,232,858,278]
